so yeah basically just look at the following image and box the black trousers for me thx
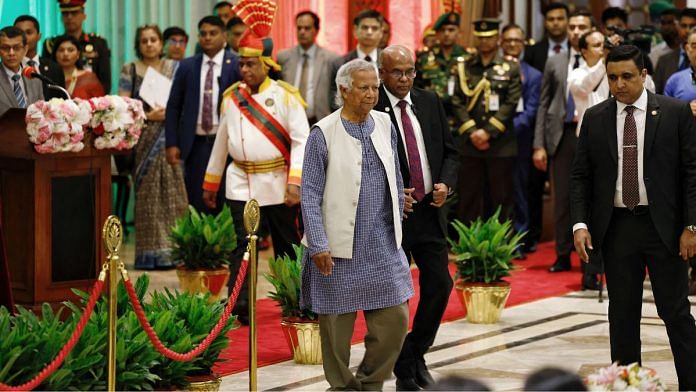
[226,200,301,311]
[394,193,453,379]
[603,208,696,390]
[550,125,576,258]
[456,156,515,224]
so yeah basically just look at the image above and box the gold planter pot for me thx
[456,280,511,324]
[176,266,231,303]
[280,318,322,364]
[184,374,222,392]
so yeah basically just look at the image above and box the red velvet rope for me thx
[0,279,105,391]
[123,258,249,361]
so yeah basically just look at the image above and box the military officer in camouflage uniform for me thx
[43,0,111,92]
[452,19,521,224]
[415,11,467,130]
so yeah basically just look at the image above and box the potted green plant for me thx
[170,205,237,301]
[448,207,524,324]
[264,244,321,364]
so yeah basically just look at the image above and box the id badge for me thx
[516,97,524,113]
[489,93,500,111]
[447,76,455,96]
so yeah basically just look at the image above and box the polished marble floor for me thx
[219,284,694,391]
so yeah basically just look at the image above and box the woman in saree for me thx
[53,34,105,99]
[119,24,187,269]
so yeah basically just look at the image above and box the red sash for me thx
[230,87,291,163]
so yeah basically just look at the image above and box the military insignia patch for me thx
[265,98,274,107]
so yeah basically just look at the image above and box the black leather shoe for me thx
[523,241,538,253]
[548,256,571,272]
[582,273,601,291]
[396,378,422,391]
[415,366,435,388]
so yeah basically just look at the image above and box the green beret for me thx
[433,12,460,31]
[649,0,675,17]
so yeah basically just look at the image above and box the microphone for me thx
[23,66,71,99]
[23,66,57,85]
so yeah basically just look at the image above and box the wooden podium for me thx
[0,108,111,310]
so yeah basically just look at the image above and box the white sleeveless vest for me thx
[304,109,402,259]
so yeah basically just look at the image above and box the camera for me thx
[605,24,656,54]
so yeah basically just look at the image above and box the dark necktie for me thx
[553,44,561,54]
[565,54,581,123]
[679,50,689,71]
[622,105,639,210]
[202,60,215,133]
[364,55,372,63]
[11,74,26,108]
[299,53,309,101]
[397,100,425,201]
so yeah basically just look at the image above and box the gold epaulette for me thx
[223,81,242,98]
[277,80,308,109]
[45,38,54,54]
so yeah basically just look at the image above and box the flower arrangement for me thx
[585,362,665,391]
[25,98,91,153]
[87,95,145,150]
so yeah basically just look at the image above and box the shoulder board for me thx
[277,80,299,94]
[223,82,241,97]
[277,80,307,109]
[45,38,55,54]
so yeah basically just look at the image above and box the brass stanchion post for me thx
[103,216,123,392]
[243,200,260,391]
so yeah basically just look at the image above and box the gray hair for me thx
[334,59,379,107]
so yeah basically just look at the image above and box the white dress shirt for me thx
[22,54,40,73]
[356,47,379,68]
[293,44,317,118]
[384,88,433,194]
[3,63,26,99]
[573,88,649,233]
[196,49,224,135]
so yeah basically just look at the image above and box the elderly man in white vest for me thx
[300,58,415,390]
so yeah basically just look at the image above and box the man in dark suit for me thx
[502,24,542,257]
[14,16,64,100]
[328,9,383,111]
[654,8,696,94]
[522,2,569,253]
[377,45,459,391]
[165,16,240,214]
[571,45,696,391]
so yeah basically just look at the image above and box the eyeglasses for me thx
[386,69,417,79]
[167,38,187,47]
[0,44,25,53]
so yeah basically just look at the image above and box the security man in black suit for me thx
[376,45,459,391]
[571,45,696,391]
[43,0,111,92]
[13,15,65,100]
[452,19,521,224]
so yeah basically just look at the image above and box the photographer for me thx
[569,32,656,134]
[602,7,628,48]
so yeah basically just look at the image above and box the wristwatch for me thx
[686,225,696,233]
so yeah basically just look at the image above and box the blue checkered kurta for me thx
[300,115,414,315]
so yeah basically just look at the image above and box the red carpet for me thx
[214,242,583,376]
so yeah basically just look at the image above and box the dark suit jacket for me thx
[37,57,66,100]
[571,92,696,257]
[653,49,680,95]
[376,86,460,235]
[523,39,568,73]
[165,50,240,161]
[328,50,359,112]
[514,61,542,136]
